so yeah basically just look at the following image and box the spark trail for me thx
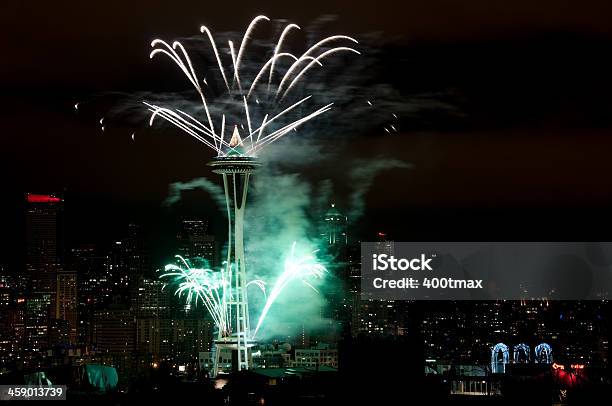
[160,242,325,339]
[146,15,360,156]
[252,242,326,338]
[160,256,233,336]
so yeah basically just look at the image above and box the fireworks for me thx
[160,255,233,336]
[145,15,359,157]
[160,242,325,339]
[149,17,344,373]
[252,242,326,338]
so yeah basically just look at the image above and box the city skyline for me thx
[2,1,612,403]
[1,194,608,363]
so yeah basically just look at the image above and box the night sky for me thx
[3,1,612,268]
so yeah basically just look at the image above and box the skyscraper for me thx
[70,244,111,347]
[356,232,409,337]
[55,271,77,344]
[94,305,135,378]
[176,219,217,267]
[0,271,23,366]
[24,193,63,353]
[25,193,63,292]
[321,203,348,248]
[315,203,352,341]
[109,223,149,304]
[133,276,169,319]
[133,276,171,367]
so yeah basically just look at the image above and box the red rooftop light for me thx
[26,194,61,203]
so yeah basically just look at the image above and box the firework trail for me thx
[160,255,232,336]
[146,15,360,156]
[161,242,325,339]
[160,256,269,337]
[252,242,326,338]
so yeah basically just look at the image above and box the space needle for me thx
[208,126,260,373]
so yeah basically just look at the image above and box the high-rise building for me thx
[317,203,351,340]
[133,276,169,319]
[70,244,111,347]
[55,272,77,344]
[24,193,63,354]
[25,193,63,292]
[136,318,171,359]
[133,276,173,366]
[24,293,51,352]
[71,244,111,304]
[0,307,23,365]
[169,318,215,364]
[0,271,23,365]
[356,232,411,337]
[347,247,362,338]
[177,219,217,267]
[94,306,135,352]
[47,318,70,348]
[0,272,13,308]
[123,222,149,277]
[108,223,149,304]
[321,204,348,247]
[180,218,208,238]
[93,305,136,380]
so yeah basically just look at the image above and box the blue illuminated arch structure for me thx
[513,343,530,363]
[491,343,509,373]
[534,343,553,364]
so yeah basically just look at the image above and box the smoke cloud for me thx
[165,177,227,212]
[347,158,412,220]
[244,160,329,339]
